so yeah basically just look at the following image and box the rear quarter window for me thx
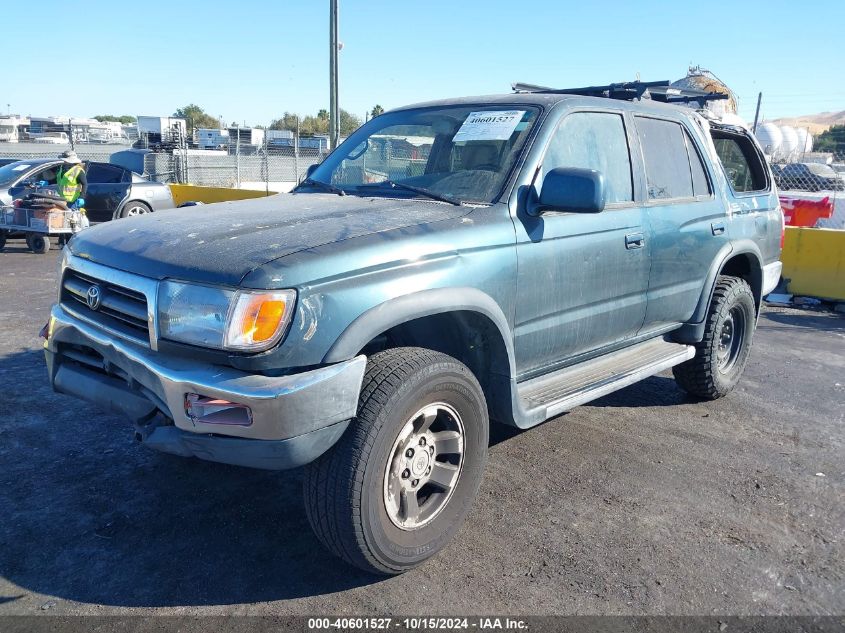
[712,132,769,193]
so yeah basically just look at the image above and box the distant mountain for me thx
[769,111,845,135]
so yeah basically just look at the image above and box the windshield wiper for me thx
[359,180,462,206]
[299,177,346,196]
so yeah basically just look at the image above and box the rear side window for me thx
[712,133,768,193]
[541,111,633,203]
[87,163,124,184]
[636,117,698,200]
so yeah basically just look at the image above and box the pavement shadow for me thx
[762,309,845,332]
[0,351,383,608]
[587,375,694,409]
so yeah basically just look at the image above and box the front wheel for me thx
[673,275,756,399]
[303,347,489,575]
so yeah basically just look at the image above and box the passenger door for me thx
[85,163,131,222]
[513,110,650,378]
[633,115,728,331]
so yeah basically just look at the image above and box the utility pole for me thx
[752,92,762,134]
[329,0,339,150]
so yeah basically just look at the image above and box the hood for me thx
[69,192,469,286]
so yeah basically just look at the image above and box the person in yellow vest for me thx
[56,150,87,205]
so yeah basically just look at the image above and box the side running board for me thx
[517,338,695,421]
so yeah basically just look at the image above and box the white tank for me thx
[754,122,783,158]
[780,126,799,161]
[795,127,813,154]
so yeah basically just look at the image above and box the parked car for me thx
[777,162,845,192]
[44,84,782,575]
[0,158,174,222]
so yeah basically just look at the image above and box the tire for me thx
[120,201,152,218]
[303,347,489,575]
[673,275,756,399]
[28,234,50,254]
[0,231,6,251]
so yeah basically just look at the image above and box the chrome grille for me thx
[61,268,151,345]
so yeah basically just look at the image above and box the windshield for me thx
[0,162,33,187]
[303,105,539,204]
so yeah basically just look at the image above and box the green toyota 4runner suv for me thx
[44,82,782,574]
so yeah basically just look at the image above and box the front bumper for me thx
[45,304,366,469]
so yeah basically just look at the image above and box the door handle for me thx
[625,232,645,250]
[711,222,726,236]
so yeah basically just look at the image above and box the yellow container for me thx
[781,227,845,301]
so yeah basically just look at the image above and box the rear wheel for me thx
[27,234,50,254]
[673,275,756,399]
[0,231,6,251]
[303,347,489,575]
[120,201,151,218]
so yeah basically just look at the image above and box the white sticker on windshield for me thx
[453,111,526,142]
[12,164,31,171]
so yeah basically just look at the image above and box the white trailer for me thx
[0,116,28,143]
[136,116,187,137]
[197,128,230,149]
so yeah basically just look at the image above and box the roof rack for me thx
[511,80,729,107]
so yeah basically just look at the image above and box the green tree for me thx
[815,124,845,154]
[173,104,220,131]
[370,104,384,118]
[269,108,361,137]
[339,108,362,135]
[269,112,300,132]
[93,115,136,124]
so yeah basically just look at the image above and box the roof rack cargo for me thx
[511,80,729,108]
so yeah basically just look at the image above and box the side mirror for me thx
[537,167,606,214]
[306,164,318,179]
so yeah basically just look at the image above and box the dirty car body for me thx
[45,89,783,573]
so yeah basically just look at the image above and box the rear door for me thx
[634,115,728,332]
[513,109,650,377]
[85,163,131,222]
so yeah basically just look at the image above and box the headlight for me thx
[158,281,296,352]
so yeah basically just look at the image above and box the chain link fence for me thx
[0,136,329,192]
[143,148,328,190]
[769,151,845,195]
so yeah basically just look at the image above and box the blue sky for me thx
[4,0,844,125]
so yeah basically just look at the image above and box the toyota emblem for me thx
[86,285,102,310]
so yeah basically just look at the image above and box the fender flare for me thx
[322,287,516,376]
[676,239,763,342]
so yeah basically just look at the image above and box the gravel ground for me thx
[0,241,842,616]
